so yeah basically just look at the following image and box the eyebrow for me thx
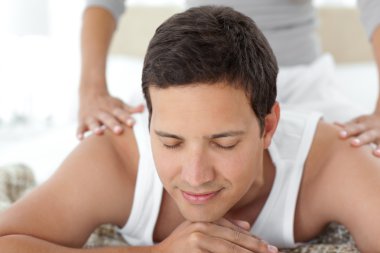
[154,130,245,140]
[154,130,184,140]
[209,131,245,139]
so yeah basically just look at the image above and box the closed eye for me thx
[212,141,239,150]
[163,143,182,149]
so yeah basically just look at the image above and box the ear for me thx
[263,102,280,149]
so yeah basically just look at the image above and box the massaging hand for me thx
[152,218,278,253]
[77,91,144,140]
[337,112,380,157]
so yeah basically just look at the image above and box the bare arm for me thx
[80,7,116,99]
[0,235,152,253]
[78,7,144,140]
[372,26,380,111]
[0,129,144,252]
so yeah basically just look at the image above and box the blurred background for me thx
[0,0,378,184]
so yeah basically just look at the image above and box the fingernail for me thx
[77,133,83,140]
[94,127,102,134]
[113,125,122,133]
[267,245,278,253]
[126,118,135,126]
[339,130,348,138]
[351,138,360,146]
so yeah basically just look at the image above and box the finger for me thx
[86,118,104,135]
[126,117,136,127]
[190,231,268,253]
[214,219,278,252]
[203,236,270,253]
[112,108,136,127]
[373,140,380,158]
[191,222,276,253]
[333,122,345,128]
[374,148,380,157]
[230,219,251,231]
[215,219,251,235]
[97,111,124,134]
[76,123,89,141]
[340,123,367,139]
[112,107,130,123]
[350,129,380,147]
[126,103,145,114]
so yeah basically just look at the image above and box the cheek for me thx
[220,143,263,189]
[151,137,180,184]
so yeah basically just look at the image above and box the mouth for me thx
[181,189,222,205]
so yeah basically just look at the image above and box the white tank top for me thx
[118,108,321,248]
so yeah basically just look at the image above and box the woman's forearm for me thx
[80,7,117,97]
[371,26,380,111]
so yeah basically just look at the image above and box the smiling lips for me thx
[181,189,222,204]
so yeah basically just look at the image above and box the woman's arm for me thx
[78,6,144,140]
[339,0,380,155]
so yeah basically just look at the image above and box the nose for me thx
[181,147,215,187]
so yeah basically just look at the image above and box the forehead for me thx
[149,83,258,132]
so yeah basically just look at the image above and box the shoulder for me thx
[64,127,140,223]
[297,120,380,251]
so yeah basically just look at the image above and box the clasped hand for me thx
[152,218,278,253]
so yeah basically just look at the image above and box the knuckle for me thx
[112,107,127,117]
[87,120,98,127]
[112,108,120,116]
[256,241,267,252]
[345,126,354,133]
[233,229,242,243]
[357,124,366,132]
[249,238,266,251]
[98,111,110,119]
[363,130,377,141]
[357,115,368,122]
[192,222,209,232]
[188,232,203,246]
[369,130,377,139]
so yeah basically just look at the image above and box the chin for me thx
[178,202,228,222]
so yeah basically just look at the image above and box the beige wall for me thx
[317,6,373,63]
[110,6,182,57]
[110,6,374,63]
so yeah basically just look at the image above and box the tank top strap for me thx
[118,112,163,246]
[251,109,321,248]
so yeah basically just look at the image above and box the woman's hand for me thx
[337,113,380,157]
[152,218,278,253]
[77,92,144,140]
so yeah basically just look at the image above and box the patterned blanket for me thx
[0,164,359,252]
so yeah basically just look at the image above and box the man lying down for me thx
[0,6,379,253]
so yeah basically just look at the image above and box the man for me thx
[1,6,380,252]
[78,0,380,158]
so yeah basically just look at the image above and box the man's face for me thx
[149,83,267,222]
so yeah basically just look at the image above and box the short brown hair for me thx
[142,5,278,132]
